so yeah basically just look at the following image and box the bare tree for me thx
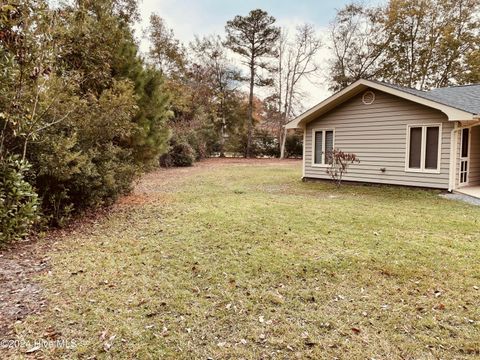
[274,24,322,158]
[329,3,390,91]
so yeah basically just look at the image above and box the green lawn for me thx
[10,160,480,359]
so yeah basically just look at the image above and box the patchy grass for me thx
[7,160,480,359]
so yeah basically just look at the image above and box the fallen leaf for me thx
[25,346,40,354]
[351,327,361,334]
[103,335,116,351]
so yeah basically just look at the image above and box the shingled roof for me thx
[371,80,480,115]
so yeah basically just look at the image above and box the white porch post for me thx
[302,126,306,178]
[448,123,459,192]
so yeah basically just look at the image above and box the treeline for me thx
[146,10,313,163]
[0,1,310,244]
[329,0,480,91]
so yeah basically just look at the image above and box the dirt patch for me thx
[0,239,50,339]
[0,158,299,338]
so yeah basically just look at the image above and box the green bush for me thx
[0,156,40,244]
[229,130,279,158]
[285,132,303,158]
[254,129,280,158]
[0,0,170,236]
[29,80,140,226]
[160,140,196,167]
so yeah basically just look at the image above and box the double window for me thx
[313,129,334,165]
[406,124,441,172]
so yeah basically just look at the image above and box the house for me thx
[285,79,480,197]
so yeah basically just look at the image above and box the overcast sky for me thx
[135,0,357,110]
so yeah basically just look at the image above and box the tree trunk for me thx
[219,120,226,158]
[219,98,226,158]
[246,61,255,158]
[279,127,287,159]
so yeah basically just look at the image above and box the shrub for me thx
[160,140,196,167]
[254,129,279,158]
[326,149,360,185]
[227,130,279,158]
[285,132,303,158]
[0,156,40,244]
[29,80,140,226]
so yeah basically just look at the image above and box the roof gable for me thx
[286,79,478,129]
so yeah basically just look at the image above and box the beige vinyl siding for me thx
[469,126,480,185]
[304,89,452,189]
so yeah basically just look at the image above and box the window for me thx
[460,128,470,185]
[461,128,469,158]
[313,129,334,165]
[409,127,422,169]
[406,124,441,172]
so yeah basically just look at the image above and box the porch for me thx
[453,123,480,198]
[455,185,480,199]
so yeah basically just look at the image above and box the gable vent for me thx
[362,90,375,105]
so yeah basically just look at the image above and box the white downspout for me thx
[302,126,306,179]
[448,123,459,192]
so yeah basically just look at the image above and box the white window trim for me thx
[405,123,442,174]
[311,128,335,167]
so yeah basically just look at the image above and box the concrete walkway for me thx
[440,192,480,206]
